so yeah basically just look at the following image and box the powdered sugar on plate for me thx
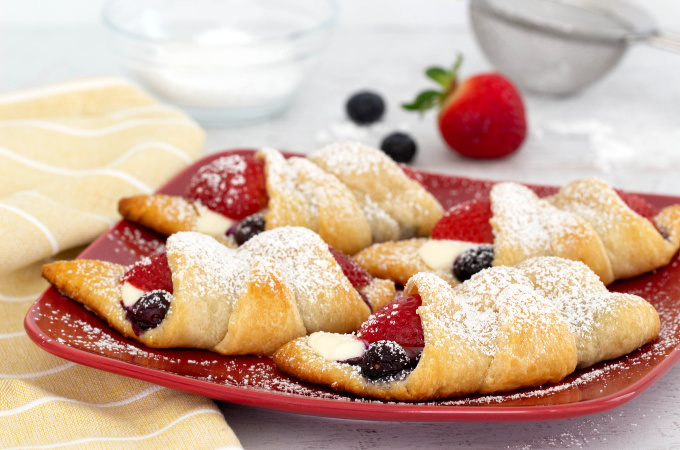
[491,182,591,264]
[167,227,355,325]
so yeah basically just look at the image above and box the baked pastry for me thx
[118,143,444,255]
[352,238,478,286]
[118,193,238,247]
[42,227,395,356]
[307,141,444,243]
[273,256,660,401]
[257,147,372,255]
[353,178,680,286]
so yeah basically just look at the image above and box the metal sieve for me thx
[469,0,680,95]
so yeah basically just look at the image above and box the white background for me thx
[0,0,678,28]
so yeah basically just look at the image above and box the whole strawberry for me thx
[403,57,527,159]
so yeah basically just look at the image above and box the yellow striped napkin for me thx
[0,78,242,449]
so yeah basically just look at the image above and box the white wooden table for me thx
[4,0,680,447]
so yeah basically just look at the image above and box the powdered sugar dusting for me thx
[167,231,245,304]
[405,256,658,393]
[308,141,443,240]
[491,182,590,264]
[107,226,166,260]
[35,159,680,411]
[167,228,354,331]
[311,141,394,179]
[37,245,680,409]
[187,154,249,211]
[517,257,610,349]
[239,227,355,326]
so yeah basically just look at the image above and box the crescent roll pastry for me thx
[353,238,477,287]
[353,178,680,286]
[42,227,395,356]
[118,193,237,247]
[546,178,680,281]
[118,145,444,255]
[256,147,372,255]
[307,141,444,243]
[273,257,660,401]
[490,181,615,283]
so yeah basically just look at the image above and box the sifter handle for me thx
[647,30,680,53]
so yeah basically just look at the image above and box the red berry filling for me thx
[185,154,269,220]
[328,246,373,290]
[121,253,173,294]
[329,246,374,311]
[432,198,494,244]
[354,294,425,378]
[357,294,424,348]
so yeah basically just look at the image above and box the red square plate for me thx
[24,149,680,421]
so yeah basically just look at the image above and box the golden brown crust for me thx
[547,178,679,281]
[353,238,429,286]
[353,238,468,287]
[491,182,615,284]
[307,142,444,241]
[656,204,680,248]
[119,194,198,236]
[359,278,396,312]
[258,148,372,255]
[274,257,659,401]
[213,259,306,355]
[41,228,390,356]
[118,145,444,255]
[41,260,135,339]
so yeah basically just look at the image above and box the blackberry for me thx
[234,213,266,245]
[346,91,385,125]
[126,290,171,335]
[360,340,411,379]
[380,132,417,163]
[453,245,494,282]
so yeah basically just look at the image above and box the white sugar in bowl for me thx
[103,0,338,126]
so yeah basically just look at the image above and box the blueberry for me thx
[453,245,494,282]
[234,213,266,245]
[380,132,417,163]
[346,91,385,125]
[126,290,171,335]
[360,340,411,379]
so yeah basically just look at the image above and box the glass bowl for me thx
[103,0,338,126]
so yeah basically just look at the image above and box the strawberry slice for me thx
[185,154,268,221]
[357,294,424,348]
[432,189,658,246]
[431,198,494,244]
[121,253,173,294]
[328,246,372,289]
[615,190,657,222]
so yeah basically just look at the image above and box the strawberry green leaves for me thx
[402,56,463,113]
[402,90,441,113]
